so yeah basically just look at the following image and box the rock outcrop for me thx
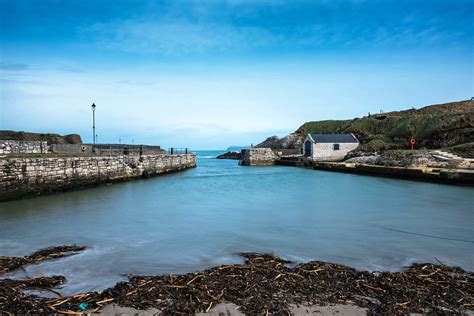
[0,131,82,144]
[256,133,304,150]
[216,151,242,160]
[344,151,473,169]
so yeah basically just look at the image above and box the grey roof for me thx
[310,134,358,143]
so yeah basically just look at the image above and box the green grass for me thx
[296,100,473,152]
[383,149,429,160]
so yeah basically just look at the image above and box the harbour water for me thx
[0,150,473,295]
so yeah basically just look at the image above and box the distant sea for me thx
[0,150,472,295]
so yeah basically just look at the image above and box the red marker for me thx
[410,137,416,150]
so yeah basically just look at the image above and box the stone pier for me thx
[239,148,280,166]
[0,154,196,201]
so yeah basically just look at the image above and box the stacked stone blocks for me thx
[0,140,48,155]
[0,154,196,201]
[240,148,280,166]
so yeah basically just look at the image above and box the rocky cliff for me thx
[256,133,304,150]
[256,99,474,153]
[0,131,82,144]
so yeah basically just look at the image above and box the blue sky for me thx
[1,0,473,149]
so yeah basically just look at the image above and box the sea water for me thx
[0,150,473,294]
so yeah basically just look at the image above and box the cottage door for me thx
[304,141,312,156]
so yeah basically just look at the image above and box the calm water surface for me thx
[0,150,473,294]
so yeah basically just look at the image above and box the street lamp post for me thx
[91,103,96,144]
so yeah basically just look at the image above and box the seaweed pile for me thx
[0,245,86,314]
[1,276,66,314]
[0,245,86,274]
[1,250,473,315]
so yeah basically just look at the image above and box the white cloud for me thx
[1,57,472,148]
[81,19,280,55]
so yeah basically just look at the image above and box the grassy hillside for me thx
[0,131,82,144]
[296,100,473,152]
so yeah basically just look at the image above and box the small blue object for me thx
[79,302,88,311]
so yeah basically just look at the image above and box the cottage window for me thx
[333,144,340,150]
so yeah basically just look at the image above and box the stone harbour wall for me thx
[0,140,48,155]
[0,139,164,157]
[0,154,196,201]
[240,148,280,166]
[50,144,94,155]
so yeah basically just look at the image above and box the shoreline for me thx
[216,147,474,186]
[312,161,474,186]
[236,150,474,186]
[1,246,473,315]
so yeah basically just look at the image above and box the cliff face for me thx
[256,100,474,152]
[0,131,83,144]
[256,133,304,149]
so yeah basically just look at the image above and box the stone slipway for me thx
[0,154,196,201]
[95,302,369,315]
[96,303,474,315]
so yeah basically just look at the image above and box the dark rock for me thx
[216,151,242,160]
[226,146,249,152]
[63,134,83,144]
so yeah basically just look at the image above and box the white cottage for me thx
[303,134,359,161]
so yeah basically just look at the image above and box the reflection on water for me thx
[0,150,473,295]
